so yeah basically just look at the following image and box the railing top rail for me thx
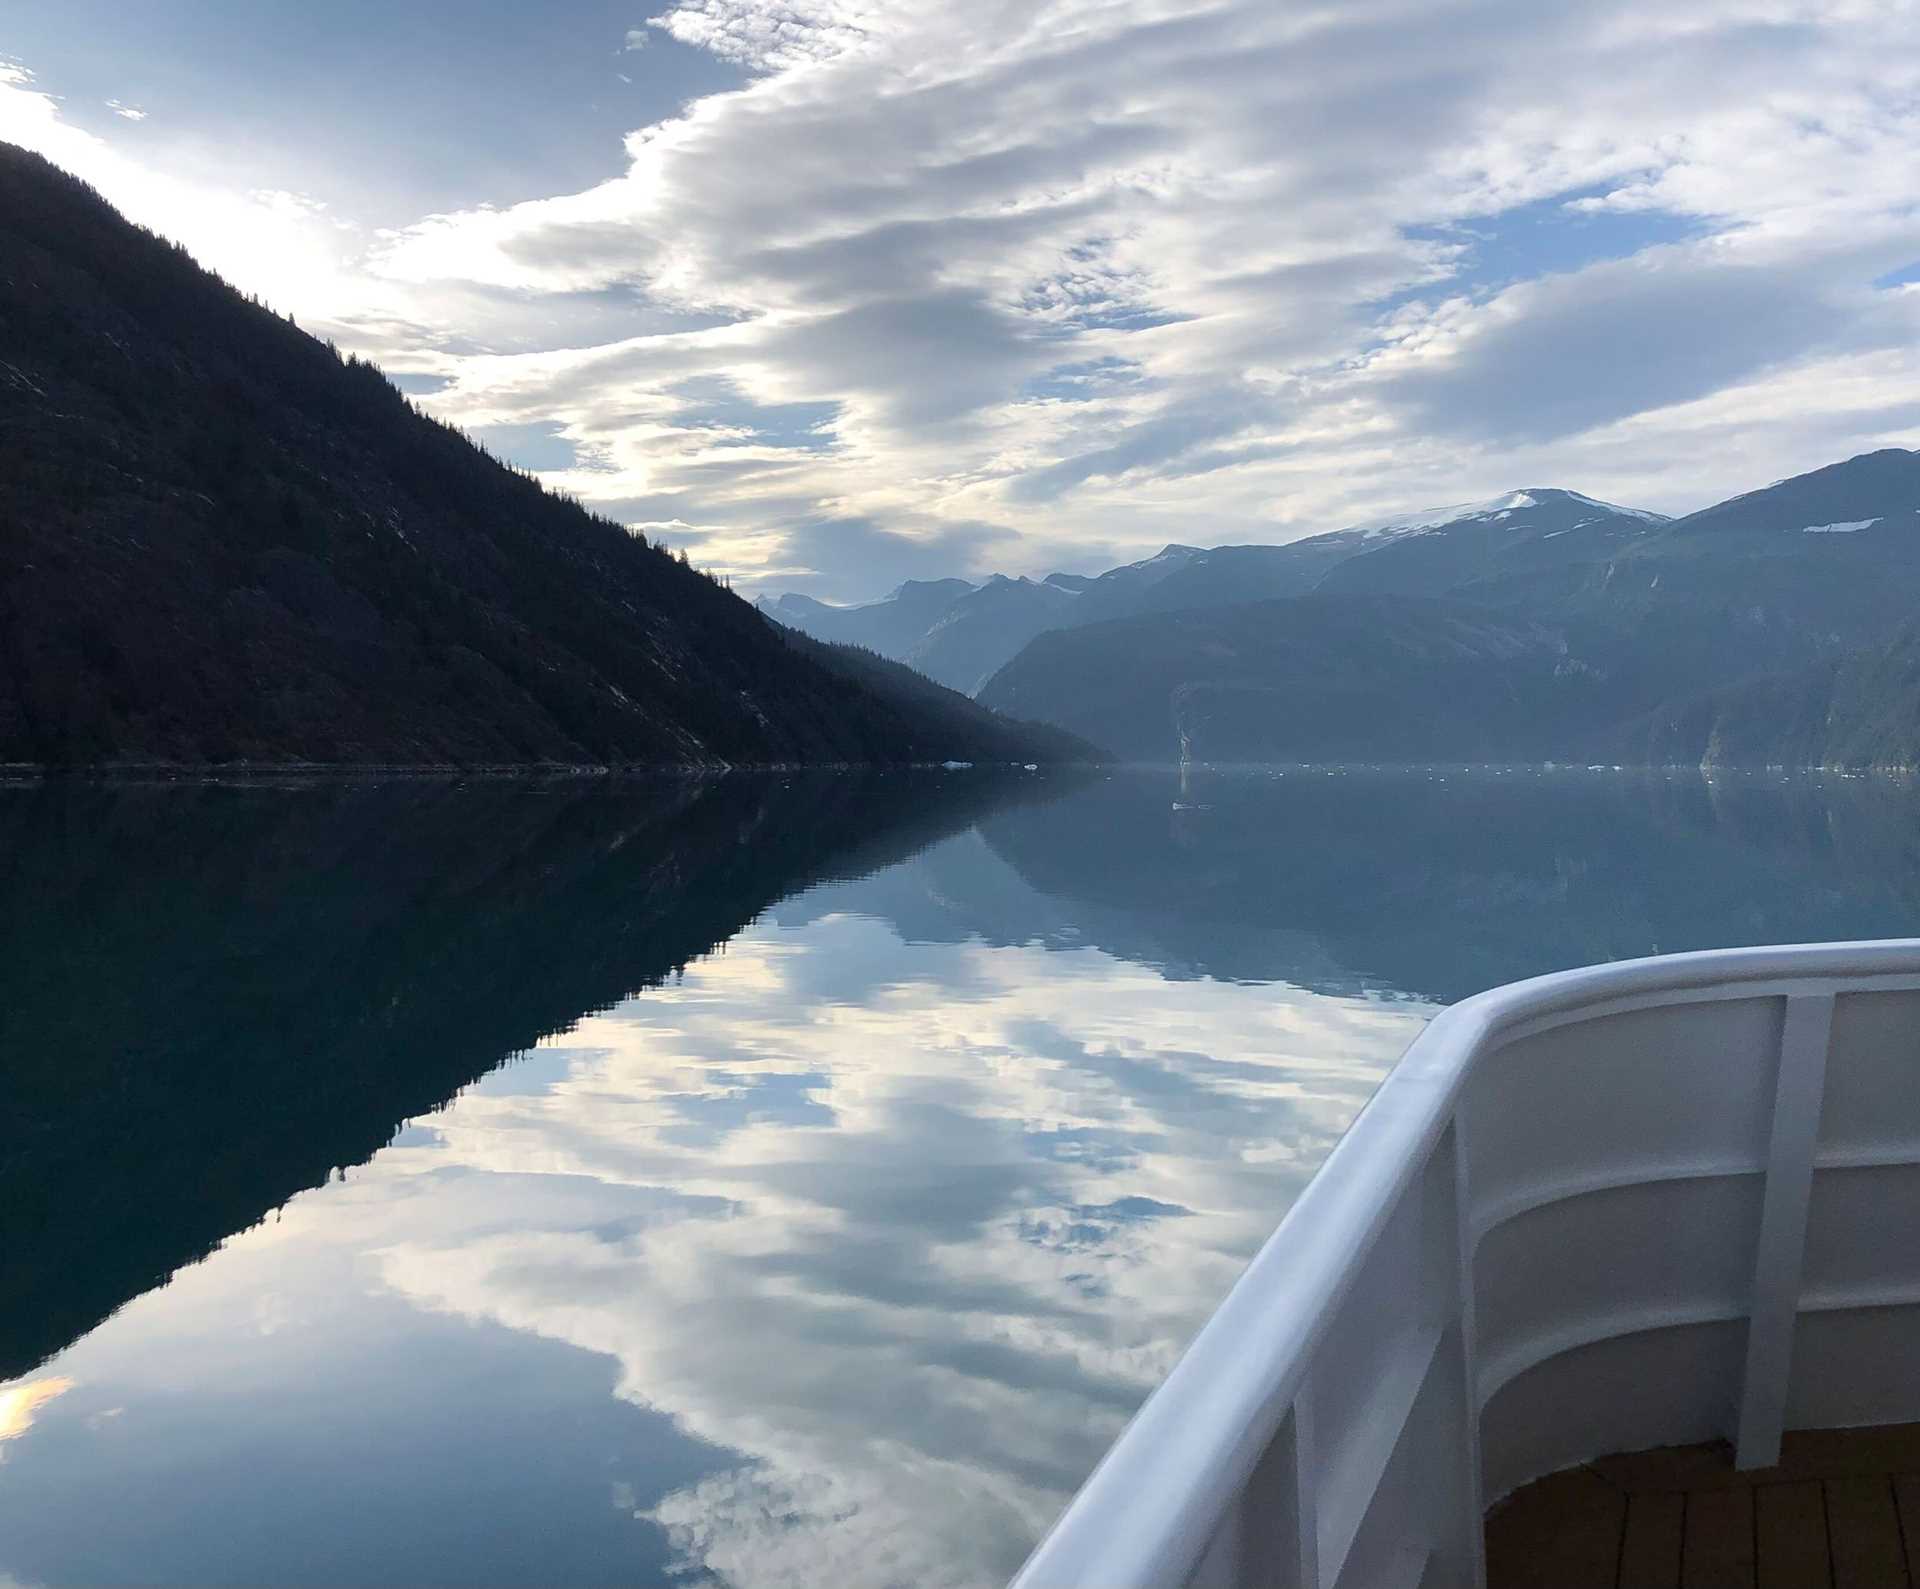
[1009,939,1920,1589]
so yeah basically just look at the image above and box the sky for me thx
[5,0,1920,602]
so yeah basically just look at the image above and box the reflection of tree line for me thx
[976,770,1920,1004]
[0,771,1053,1379]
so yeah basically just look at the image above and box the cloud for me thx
[1369,241,1895,445]
[7,2,1920,597]
[646,0,880,71]
[104,99,146,121]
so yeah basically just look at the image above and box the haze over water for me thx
[6,767,1920,1589]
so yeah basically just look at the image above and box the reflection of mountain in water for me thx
[0,771,1056,1379]
[943,770,1920,1004]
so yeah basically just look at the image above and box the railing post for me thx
[1416,1119,1486,1587]
[1735,992,1834,1469]
[1228,1404,1320,1589]
[1451,1118,1488,1587]
[1289,1391,1321,1589]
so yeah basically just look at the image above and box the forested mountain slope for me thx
[0,145,1081,768]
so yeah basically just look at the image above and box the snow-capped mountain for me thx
[761,490,1671,692]
[1642,448,1920,543]
[1311,488,1670,597]
[973,449,1920,767]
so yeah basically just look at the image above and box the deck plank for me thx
[1892,1475,1920,1584]
[1683,1486,1756,1589]
[1595,1442,1742,1495]
[1620,1490,1684,1588]
[1784,1429,1920,1483]
[1484,1468,1625,1589]
[1490,1428,1920,1589]
[1755,1481,1829,1589]
[1825,1477,1907,1589]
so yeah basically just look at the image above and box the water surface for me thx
[5,767,1920,1588]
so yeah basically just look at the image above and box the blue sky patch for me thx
[388,372,451,397]
[468,421,578,473]
[1019,357,1147,403]
[8,0,744,225]
[672,377,839,451]
[1381,185,1703,313]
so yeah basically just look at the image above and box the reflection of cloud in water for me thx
[0,1379,73,1450]
[373,911,1427,1588]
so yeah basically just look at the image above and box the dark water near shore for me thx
[5,767,1920,1589]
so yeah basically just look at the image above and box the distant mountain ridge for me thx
[0,144,1087,769]
[975,448,1920,767]
[761,489,1668,693]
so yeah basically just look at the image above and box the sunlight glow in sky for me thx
[6,1,1920,598]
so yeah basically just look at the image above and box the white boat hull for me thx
[1011,941,1920,1589]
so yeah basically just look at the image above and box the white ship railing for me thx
[1011,941,1920,1589]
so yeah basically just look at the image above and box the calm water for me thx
[6,767,1920,1588]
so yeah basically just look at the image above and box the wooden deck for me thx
[1486,1424,1920,1588]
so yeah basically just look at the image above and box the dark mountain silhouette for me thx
[0,145,1082,769]
[0,769,1069,1379]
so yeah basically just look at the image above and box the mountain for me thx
[774,627,1093,763]
[1642,449,1920,543]
[0,145,1082,769]
[976,450,1920,765]
[763,564,1154,692]
[1618,625,1920,771]
[760,578,977,658]
[1568,449,1920,653]
[978,595,1610,762]
[909,574,1083,693]
[1311,489,1667,596]
[762,493,1665,695]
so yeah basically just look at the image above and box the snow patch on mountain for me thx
[1800,519,1880,533]
[1346,491,1542,543]
[1560,490,1671,524]
[1124,543,1205,570]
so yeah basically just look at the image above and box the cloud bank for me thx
[6,2,1920,597]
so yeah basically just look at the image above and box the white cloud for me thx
[6,3,1920,598]
[646,0,881,71]
[104,99,146,121]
